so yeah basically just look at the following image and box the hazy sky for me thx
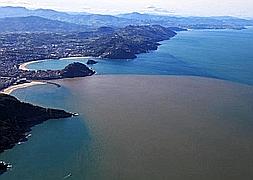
[0,0,253,17]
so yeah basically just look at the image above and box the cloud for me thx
[145,6,175,15]
[0,0,252,17]
[0,0,32,5]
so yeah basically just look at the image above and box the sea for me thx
[0,28,253,180]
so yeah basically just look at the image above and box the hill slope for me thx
[0,16,89,32]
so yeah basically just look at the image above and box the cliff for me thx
[0,93,73,153]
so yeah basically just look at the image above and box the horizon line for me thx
[0,5,253,19]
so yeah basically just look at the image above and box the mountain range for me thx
[0,16,89,33]
[0,6,253,32]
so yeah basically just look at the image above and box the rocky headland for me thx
[0,93,73,154]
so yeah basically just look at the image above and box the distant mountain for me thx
[0,6,29,18]
[209,16,253,26]
[118,13,253,29]
[0,6,252,30]
[0,16,90,33]
[0,6,69,18]
[0,6,140,28]
[118,12,161,21]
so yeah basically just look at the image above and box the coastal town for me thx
[0,32,96,90]
[0,25,177,90]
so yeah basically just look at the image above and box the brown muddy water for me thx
[58,75,253,180]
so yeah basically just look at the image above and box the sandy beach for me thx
[1,81,46,95]
[19,60,47,71]
[18,57,95,71]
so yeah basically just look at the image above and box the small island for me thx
[87,60,98,65]
[61,62,95,78]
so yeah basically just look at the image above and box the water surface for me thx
[1,76,253,180]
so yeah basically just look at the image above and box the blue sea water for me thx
[28,28,253,85]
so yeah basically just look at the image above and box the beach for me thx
[19,60,49,71]
[18,57,94,71]
[1,81,46,95]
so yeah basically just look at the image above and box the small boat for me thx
[63,173,72,179]
[72,112,79,116]
[26,134,32,138]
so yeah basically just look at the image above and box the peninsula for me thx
[0,93,75,173]
[0,93,73,153]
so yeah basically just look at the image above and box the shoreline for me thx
[3,72,252,97]
[19,60,49,71]
[1,81,46,95]
[19,56,97,71]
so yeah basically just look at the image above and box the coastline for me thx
[19,56,97,71]
[1,81,46,95]
[19,60,48,71]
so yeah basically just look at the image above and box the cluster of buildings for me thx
[0,32,97,90]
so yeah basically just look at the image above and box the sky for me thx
[0,0,253,18]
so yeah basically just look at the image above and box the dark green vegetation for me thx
[89,25,177,59]
[0,93,72,154]
[61,62,95,78]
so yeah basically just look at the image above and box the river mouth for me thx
[56,75,253,180]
